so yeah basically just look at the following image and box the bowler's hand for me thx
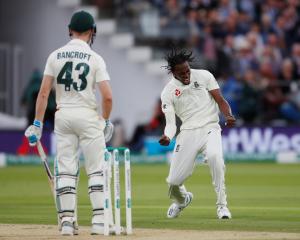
[159,135,170,146]
[104,120,114,142]
[225,115,236,127]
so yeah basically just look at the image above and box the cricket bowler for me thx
[159,48,236,219]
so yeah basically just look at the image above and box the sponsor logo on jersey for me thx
[175,89,181,97]
[163,104,167,110]
[175,144,180,152]
[194,81,199,88]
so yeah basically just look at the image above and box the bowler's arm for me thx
[210,89,236,127]
[159,94,177,146]
[35,75,54,122]
[159,111,177,146]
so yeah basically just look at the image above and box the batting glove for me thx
[24,120,43,146]
[104,119,114,143]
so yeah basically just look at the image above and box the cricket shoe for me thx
[61,221,75,236]
[217,206,232,219]
[167,192,193,218]
[91,223,124,235]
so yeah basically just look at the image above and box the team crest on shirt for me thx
[175,144,180,152]
[162,104,167,110]
[175,89,181,97]
[192,81,203,90]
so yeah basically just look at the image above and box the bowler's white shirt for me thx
[161,69,220,139]
[44,39,110,109]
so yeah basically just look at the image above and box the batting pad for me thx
[56,175,77,219]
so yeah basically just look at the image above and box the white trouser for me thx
[54,107,106,223]
[167,127,228,207]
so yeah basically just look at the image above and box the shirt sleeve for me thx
[43,53,55,77]
[203,70,219,91]
[161,88,175,114]
[95,56,110,82]
[161,89,177,140]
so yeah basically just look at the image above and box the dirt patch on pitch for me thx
[0,224,299,240]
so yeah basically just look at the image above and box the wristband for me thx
[33,119,43,128]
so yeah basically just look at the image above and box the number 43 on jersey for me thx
[58,61,90,91]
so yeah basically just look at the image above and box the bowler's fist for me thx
[225,115,236,127]
[159,135,170,146]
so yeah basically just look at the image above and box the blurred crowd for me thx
[112,0,300,125]
[64,0,300,152]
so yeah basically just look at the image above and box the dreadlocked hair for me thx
[163,48,194,73]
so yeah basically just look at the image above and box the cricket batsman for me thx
[159,48,236,219]
[24,11,114,235]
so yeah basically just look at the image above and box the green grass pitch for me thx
[0,163,299,232]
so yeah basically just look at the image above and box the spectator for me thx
[233,37,258,78]
[236,10,252,35]
[219,74,242,117]
[237,0,256,21]
[278,58,297,95]
[21,69,55,129]
[238,70,262,123]
[160,0,188,38]
[291,43,300,79]
[279,59,300,122]
[18,69,55,155]
[246,30,264,60]
[262,80,286,122]
[217,0,235,22]
[215,34,235,77]
[115,0,300,124]
[280,90,300,123]
[260,13,274,43]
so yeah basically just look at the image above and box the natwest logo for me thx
[222,127,300,154]
[175,89,181,97]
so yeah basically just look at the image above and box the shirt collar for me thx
[171,76,184,86]
[68,39,90,49]
[171,76,191,88]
